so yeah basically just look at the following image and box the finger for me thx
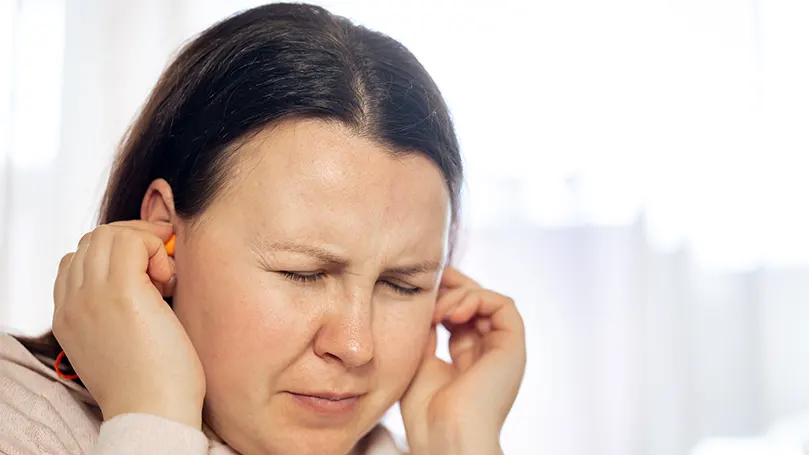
[147,243,175,285]
[109,227,174,284]
[107,220,174,242]
[446,290,484,325]
[106,222,175,284]
[53,253,74,312]
[449,288,518,321]
[154,275,176,298]
[474,290,522,333]
[82,225,114,284]
[475,317,493,334]
[473,291,525,352]
[433,286,474,323]
[67,231,92,289]
[438,267,480,291]
[448,325,481,373]
[443,289,524,348]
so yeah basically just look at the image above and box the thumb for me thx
[401,326,453,421]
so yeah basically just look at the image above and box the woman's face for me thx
[169,119,451,455]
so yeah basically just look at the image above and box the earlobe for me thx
[140,178,177,224]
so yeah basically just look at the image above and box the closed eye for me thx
[279,271,325,283]
[379,280,422,296]
[280,272,422,296]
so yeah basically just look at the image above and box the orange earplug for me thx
[55,233,178,381]
[165,234,176,256]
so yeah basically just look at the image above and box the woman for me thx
[0,3,526,455]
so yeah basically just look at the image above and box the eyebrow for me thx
[254,239,442,275]
[255,240,347,265]
[383,261,442,277]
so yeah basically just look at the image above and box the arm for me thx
[0,374,207,455]
[93,413,208,455]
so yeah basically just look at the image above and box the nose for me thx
[313,288,375,368]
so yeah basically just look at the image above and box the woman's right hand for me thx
[52,221,205,429]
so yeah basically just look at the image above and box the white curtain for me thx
[2,1,809,454]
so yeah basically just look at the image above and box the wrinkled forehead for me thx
[207,119,452,260]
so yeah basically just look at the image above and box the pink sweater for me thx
[0,334,405,455]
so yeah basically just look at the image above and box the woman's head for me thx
[100,3,461,454]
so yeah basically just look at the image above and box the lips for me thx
[287,391,363,415]
[293,392,361,401]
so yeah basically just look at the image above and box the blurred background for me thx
[1,0,808,454]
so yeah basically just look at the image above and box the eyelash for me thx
[280,271,324,283]
[279,271,422,296]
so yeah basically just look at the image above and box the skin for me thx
[52,119,525,455]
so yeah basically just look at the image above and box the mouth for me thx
[287,391,364,416]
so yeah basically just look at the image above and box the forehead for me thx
[209,119,451,258]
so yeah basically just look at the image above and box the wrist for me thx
[102,396,203,430]
[429,423,502,455]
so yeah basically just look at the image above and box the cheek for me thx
[374,300,434,388]
[172,255,309,390]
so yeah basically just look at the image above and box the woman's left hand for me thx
[400,267,527,455]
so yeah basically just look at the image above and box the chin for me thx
[208,412,371,455]
[252,428,364,455]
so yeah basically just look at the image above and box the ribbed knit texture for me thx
[0,334,404,455]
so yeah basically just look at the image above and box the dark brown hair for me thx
[16,2,463,381]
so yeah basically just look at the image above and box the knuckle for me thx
[487,289,514,306]
[92,224,114,239]
[113,226,139,246]
[58,253,74,270]
[77,231,92,248]
[119,225,140,240]
[52,302,74,333]
[51,315,65,338]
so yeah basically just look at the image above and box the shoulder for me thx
[0,334,100,454]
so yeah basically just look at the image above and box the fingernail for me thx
[164,276,177,298]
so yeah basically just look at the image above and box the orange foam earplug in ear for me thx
[165,234,176,256]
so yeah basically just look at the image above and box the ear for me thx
[140,178,176,224]
[141,179,178,298]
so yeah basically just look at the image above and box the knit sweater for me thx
[0,334,405,455]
